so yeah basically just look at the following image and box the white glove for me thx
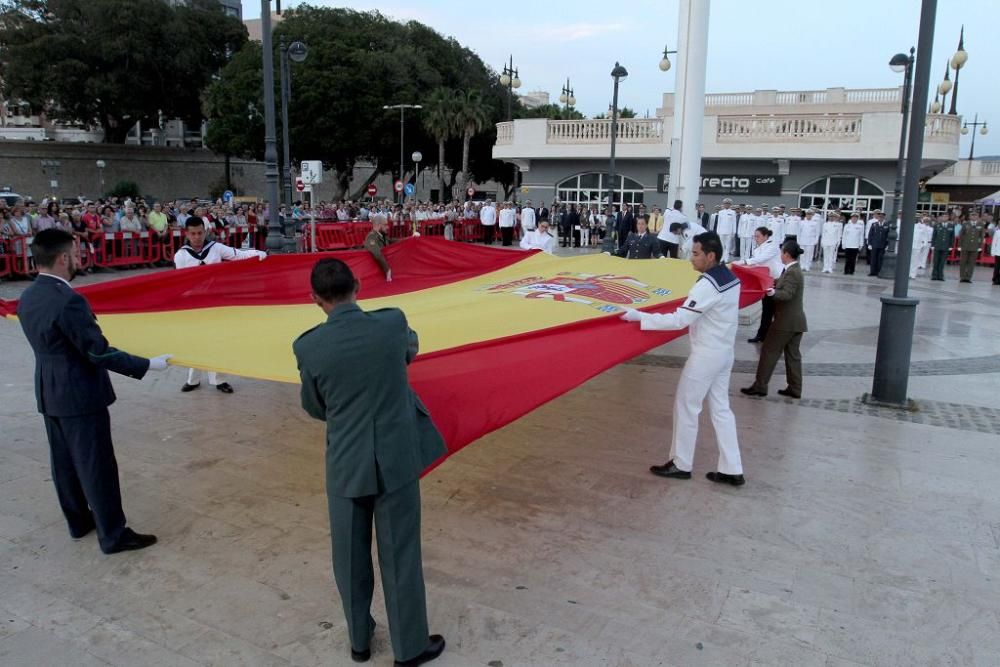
[620,308,642,322]
[766,288,775,297]
[412,231,421,238]
[385,269,392,282]
[258,251,267,261]
[602,251,611,256]
[148,354,173,371]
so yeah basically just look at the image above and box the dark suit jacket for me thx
[614,232,663,259]
[617,211,635,239]
[538,207,550,221]
[17,275,149,417]
[771,263,808,332]
[293,303,447,498]
[867,222,889,250]
[698,212,711,229]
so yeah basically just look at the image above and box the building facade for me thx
[493,87,962,216]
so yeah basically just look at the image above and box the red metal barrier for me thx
[979,235,995,266]
[8,235,34,276]
[161,229,187,264]
[0,237,14,278]
[92,232,157,268]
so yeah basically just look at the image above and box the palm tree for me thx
[453,90,490,201]
[422,87,456,203]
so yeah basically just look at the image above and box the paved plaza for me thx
[1,256,999,666]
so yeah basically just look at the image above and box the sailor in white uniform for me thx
[796,209,821,271]
[738,207,758,261]
[174,216,266,393]
[519,219,557,254]
[620,231,745,486]
[820,213,843,273]
[909,217,932,279]
[715,198,738,263]
[766,206,785,241]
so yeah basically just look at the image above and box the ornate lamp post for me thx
[879,48,915,279]
[499,56,521,202]
[260,1,282,252]
[600,62,629,254]
[961,114,988,160]
[947,26,967,115]
[658,43,677,72]
[558,79,576,119]
[382,104,422,204]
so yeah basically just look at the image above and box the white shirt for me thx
[744,237,783,278]
[738,213,756,238]
[912,223,929,249]
[519,228,557,254]
[766,215,784,241]
[716,208,737,235]
[636,267,741,354]
[841,221,865,249]
[498,208,517,228]
[174,241,265,269]
[479,205,497,226]
[657,208,688,244]
[821,221,843,246]
[797,217,820,246]
[38,272,73,289]
[520,207,536,231]
[991,223,1000,256]
[785,215,802,237]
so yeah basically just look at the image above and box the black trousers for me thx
[844,248,859,274]
[659,240,679,258]
[992,260,1000,285]
[869,248,885,276]
[754,295,775,341]
[560,226,572,247]
[500,226,514,246]
[932,249,948,280]
[482,225,495,244]
[43,410,126,550]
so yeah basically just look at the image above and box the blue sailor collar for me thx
[701,263,740,293]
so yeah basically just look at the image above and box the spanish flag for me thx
[1,238,769,470]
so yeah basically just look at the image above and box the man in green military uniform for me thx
[293,258,446,666]
[929,215,955,281]
[958,211,986,283]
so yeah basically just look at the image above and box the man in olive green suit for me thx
[293,258,446,666]
[741,240,808,399]
[930,216,954,281]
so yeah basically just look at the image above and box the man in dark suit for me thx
[867,215,890,276]
[742,240,808,398]
[293,258,447,666]
[616,204,635,249]
[695,203,711,230]
[17,229,172,554]
[612,215,663,259]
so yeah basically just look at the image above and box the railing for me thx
[716,114,862,143]
[496,121,513,145]
[983,161,1000,175]
[846,88,902,104]
[924,114,961,143]
[705,93,753,107]
[776,90,829,105]
[547,118,663,144]
[934,158,1000,178]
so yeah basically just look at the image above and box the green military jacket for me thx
[958,221,986,252]
[293,303,447,498]
[930,223,954,251]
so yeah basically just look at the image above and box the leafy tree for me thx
[203,41,264,160]
[422,87,457,203]
[593,107,638,120]
[453,90,490,200]
[518,103,585,121]
[107,180,140,200]
[0,0,247,143]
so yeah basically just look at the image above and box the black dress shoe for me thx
[351,619,377,662]
[102,528,158,554]
[740,387,767,397]
[70,524,96,540]
[181,382,201,392]
[215,382,234,394]
[649,461,691,479]
[777,388,801,399]
[394,635,445,666]
[706,471,746,486]
[747,337,763,343]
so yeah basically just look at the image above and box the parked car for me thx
[0,192,25,207]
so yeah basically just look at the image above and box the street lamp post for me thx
[558,79,575,119]
[260,1,282,252]
[499,56,521,203]
[412,151,423,200]
[383,104,422,204]
[95,160,106,197]
[601,62,628,254]
[658,43,677,72]
[879,47,915,279]
[938,62,951,113]
[961,114,988,160]
[868,0,938,408]
[947,26,967,116]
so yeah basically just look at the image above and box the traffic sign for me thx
[467,187,475,197]
[295,177,305,192]
[223,190,233,203]
[367,183,378,196]
[394,180,404,193]
[404,183,415,197]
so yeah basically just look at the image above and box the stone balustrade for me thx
[496,121,513,145]
[546,118,663,144]
[716,114,863,143]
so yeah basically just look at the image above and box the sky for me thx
[244,0,1000,157]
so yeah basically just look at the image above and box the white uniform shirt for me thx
[479,205,497,226]
[766,215,784,241]
[738,213,756,238]
[174,241,265,269]
[498,208,517,228]
[716,208,737,235]
[519,229,557,254]
[636,266,741,354]
[991,223,1000,256]
[912,223,929,249]
[785,215,802,238]
[658,208,688,244]
[841,221,865,249]
[821,221,843,246]
[520,207,536,231]
[745,237,783,279]
[798,217,820,246]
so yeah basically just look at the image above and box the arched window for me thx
[556,173,644,208]
[798,176,885,215]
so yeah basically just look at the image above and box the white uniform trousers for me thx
[670,350,743,475]
[579,227,590,247]
[821,245,837,273]
[800,246,815,271]
[740,237,752,260]
[719,234,734,262]
[909,247,922,279]
[917,244,929,270]
[187,368,222,386]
